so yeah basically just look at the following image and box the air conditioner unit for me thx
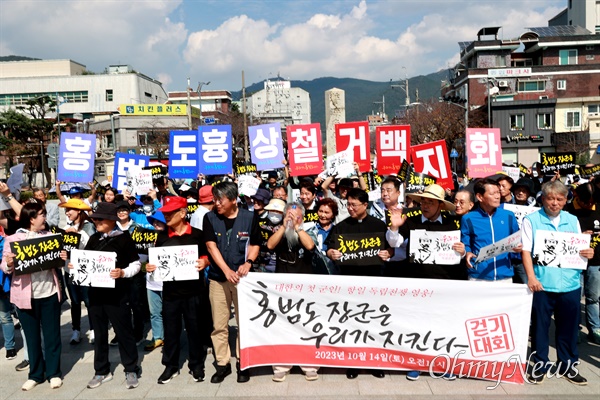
[498,80,509,88]
[539,95,549,100]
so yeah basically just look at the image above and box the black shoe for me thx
[346,368,359,379]
[190,368,205,382]
[563,371,587,386]
[371,369,385,378]
[157,367,179,384]
[210,364,231,384]
[527,372,545,384]
[236,362,250,383]
[15,360,29,371]
[6,349,17,360]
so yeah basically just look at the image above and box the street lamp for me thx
[197,81,211,126]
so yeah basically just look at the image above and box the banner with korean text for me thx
[198,125,233,175]
[287,123,323,176]
[376,125,410,176]
[113,153,149,193]
[239,273,531,385]
[57,132,96,183]
[10,235,63,276]
[169,130,200,178]
[410,140,452,189]
[336,121,371,172]
[540,152,576,176]
[466,128,501,178]
[249,123,285,171]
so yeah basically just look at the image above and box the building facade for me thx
[247,80,311,129]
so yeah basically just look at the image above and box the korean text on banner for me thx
[57,132,96,183]
[70,249,116,288]
[287,123,323,176]
[239,273,532,385]
[410,140,453,189]
[112,153,149,193]
[10,235,63,276]
[540,152,576,176]
[169,130,200,179]
[409,230,461,265]
[199,125,233,175]
[249,123,285,171]
[336,121,371,172]
[532,231,590,269]
[148,245,199,282]
[238,175,262,197]
[130,226,159,255]
[466,129,501,178]
[126,167,153,196]
[330,233,385,266]
[376,125,410,176]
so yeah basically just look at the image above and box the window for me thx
[566,111,581,128]
[537,113,553,129]
[144,92,152,98]
[559,49,578,65]
[105,89,113,102]
[517,80,546,92]
[0,91,88,106]
[496,55,506,67]
[510,114,524,130]
[557,80,567,90]
[589,104,600,114]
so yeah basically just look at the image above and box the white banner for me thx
[71,249,116,288]
[409,230,461,265]
[532,231,590,269]
[501,167,520,183]
[148,245,199,281]
[503,204,539,229]
[239,273,531,385]
[326,149,354,178]
[237,175,262,197]
[475,231,522,263]
[126,167,153,196]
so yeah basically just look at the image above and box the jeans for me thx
[65,278,91,332]
[0,294,15,350]
[147,289,163,341]
[584,265,600,333]
[512,263,528,285]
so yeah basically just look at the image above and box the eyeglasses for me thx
[347,202,366,209]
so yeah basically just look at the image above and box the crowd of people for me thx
[0,159,598,390]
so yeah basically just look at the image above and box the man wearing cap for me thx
[145,196,211,384]
[460,178,521,282]
[387,184,466,381]
[83,202,141,390]
[203,182,260,384]
[190,185,215,230]
[257,198,287,272]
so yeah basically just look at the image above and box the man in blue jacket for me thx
[460,178,521,281]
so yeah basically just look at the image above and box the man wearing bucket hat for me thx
[82,202,141,390]
[387,184,467,381]
[190,185,215,230]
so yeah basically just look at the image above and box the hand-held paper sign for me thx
[287,123,323,176]
[198,125,233,175]
[376,125,410,176]
[10,235,63,276]
[409,230,461,265]
[532,231,590,269]
[130,226,159,255]
[113,153,149,193]
[410,140,453,189]
[148,245,199,282]
[57,132,96,183]
[249,123,285,171]
[169,130,200,179]
[71,249,117,288]
[336,121,371,173]
[540,152,576,176]
[466,129,501,178]
[126,167,153,196]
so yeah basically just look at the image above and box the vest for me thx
[206,208,255,282]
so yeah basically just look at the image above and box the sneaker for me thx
[442,372,457,381]
[589,328,600,345]
[272,371,288,382]
[6,348,17,360]
[125,372,139,389]
[86,330,95,344]
[305,370,318,381]
[49,377,63,389]
[15,360,29,371]
[527,372,545,384]
[109,336,118,346]
[563,371,587,386]
[21,379,39,391]
[406,371,421,381]
[190,368,205,382]
[157,367,179,384]
[144,339,164,352]
[210,364,232,384]
[87,373,113,389]
[70,330,81,345]
[237,362,250,383]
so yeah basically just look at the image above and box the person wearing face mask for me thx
[129,190,161,230]
[255,199,286,272]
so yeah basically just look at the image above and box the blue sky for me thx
[1,0,565,92]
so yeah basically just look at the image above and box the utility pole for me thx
[242,70,249,161]
[186,77,192,130]
[391,66,410,110]
[373,95,385,121]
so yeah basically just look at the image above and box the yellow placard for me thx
[120,104,200,118]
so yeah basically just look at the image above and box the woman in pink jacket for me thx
[1,202,63,391]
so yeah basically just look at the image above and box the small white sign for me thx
[532,231,590,270]
[409,230,461,265]
[71,249,116,288]
[238,175,262,197]
[475,231,522,263]
[148,245,199,281]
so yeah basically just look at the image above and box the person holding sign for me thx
[59,198,96,346]
[460,178,521,282]
[1,202,63,391]
[324,188,390,380]
[82,202,142,390]
[522,181,594,385]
